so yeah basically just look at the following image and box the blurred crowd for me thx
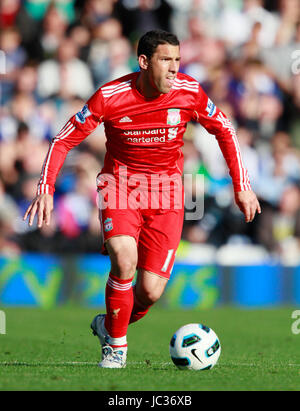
[0,0,300,264]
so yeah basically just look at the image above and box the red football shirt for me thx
[37,72,251,195]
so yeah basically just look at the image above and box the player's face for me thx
[146,44,181,96]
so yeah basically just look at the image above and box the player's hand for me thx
[23,194,54,228]
[234,190,261,223]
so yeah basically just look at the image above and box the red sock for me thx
[104,273,134,345]
[129,285,152,324]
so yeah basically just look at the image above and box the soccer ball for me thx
[169,323,221,371]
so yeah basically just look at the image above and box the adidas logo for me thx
[119,116,132,123]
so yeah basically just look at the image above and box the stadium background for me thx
[0,0,300,309]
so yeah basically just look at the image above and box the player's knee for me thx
[137,287,162,306]
[111,252,137,279]
[118,258,137,278]
[107,237,138,279]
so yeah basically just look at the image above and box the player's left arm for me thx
[234,190,261,223]
[193,87,261,222]
[23,90,104,227]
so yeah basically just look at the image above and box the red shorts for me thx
[97,169,184,279]
[99,206,184,279]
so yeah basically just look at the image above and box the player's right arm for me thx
[23,89,105,227]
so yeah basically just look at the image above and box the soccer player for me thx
[23,30,261,368]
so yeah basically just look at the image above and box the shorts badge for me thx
[104,218,113,232]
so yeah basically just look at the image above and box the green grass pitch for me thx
[0,306,299,391]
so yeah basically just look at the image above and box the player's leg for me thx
[91,201,142,368]
[104,235,137,343]
[130,269,168,324]
[92,235,137,368]
[129,207,184,324]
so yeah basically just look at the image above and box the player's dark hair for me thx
[137,30,179,59]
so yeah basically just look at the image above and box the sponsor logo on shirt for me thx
[123,128,178,143]
[167,109,181,126]
[124,128,165,136]
[75,104,92,123]
[205,98,216,117]
[167,127,178,140]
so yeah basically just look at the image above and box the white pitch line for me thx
[0,361,299,367]
[225,363,300,367]
[0,361,168,366]
[0,361,97,366]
